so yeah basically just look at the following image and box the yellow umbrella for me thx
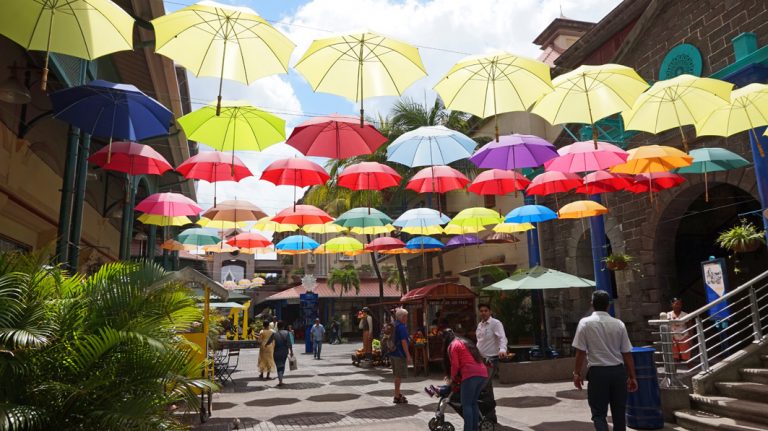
[241,246,274,255]
[253,217,299,233]
[0,0,134,90]
[622,75,732,152]
[350,224,396,235]
[137,214,192,226]
[557,200,608,219]
[161,239,193,251]
[344,249,371,257]
[610,145,693,174]
[493,222,535,233]
[294,31,426,126]
[323,237,364,253]
[443,224,484,235]
[532,64,649,145]
[203,241,238,253]
[197,217,248,230]
[152,1,295,114]
[698,83,768,157]
[303,223,348,234]
[434,52,552,140]
[401,225,444,235]
[276,249,312,255]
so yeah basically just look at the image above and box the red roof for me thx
[400,283,475,302]
[261,279,401,302]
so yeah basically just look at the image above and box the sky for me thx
[163,0,623,221]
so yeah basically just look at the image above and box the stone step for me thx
[740,368,768,385]
[675,409,768,431]
[715,381,768,403]
[690,394,768,426]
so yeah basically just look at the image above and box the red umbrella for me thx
[526,171,582,196]
[365,236,406,251]
[406,166,469,194]
[272,204,333,226]
[260,158,330,187]
[627,172,685,193]
[89,141,172,176]
[176,151,253,182]
[338,162,402,191]
[468,169,531,195]
[286,114,387,159]
[135,192,202,216]
[226,232,272,249]
[575,170,634,194]
[544,141,628,173]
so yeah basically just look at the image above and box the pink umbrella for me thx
[260,158,330,187]
[406,166,470,194]
[544,141,628,173]
[468,169,531,195]
[526,171,582,196]
[271,205,334,226]
[88,141,172,176]
[286,114,387,159]
[575,171,634,194]
[176,151,253,206]
[338,162,402,191]
[135,192,202,216]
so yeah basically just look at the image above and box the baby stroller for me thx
[425,383,495,431]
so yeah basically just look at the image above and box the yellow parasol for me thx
[697,83,768,157]
[197,217,248,230]
[493,222,535,233]
[400,225,444,235]
[253,217,299,233]
[557,200,608,219]
[203,242,238,253]
[443,224,484,235]
[350,224,396,235]
[137,214,192,226]
[303,223,348,234]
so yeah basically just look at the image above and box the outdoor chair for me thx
[213,349,229,380]
[220,348,240,384]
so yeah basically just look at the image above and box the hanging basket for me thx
[606,261,628,271]
[731,239,763,253]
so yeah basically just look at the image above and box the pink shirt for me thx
[448,340,488,382]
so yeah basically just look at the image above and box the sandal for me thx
[393,394,408,404]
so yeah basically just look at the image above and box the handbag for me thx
[288,354,298,371]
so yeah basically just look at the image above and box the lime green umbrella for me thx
[484,266,595,291]
[333,208,393,229]
[323,237,364,253]
[447,207,503,231]
[675,147,750,201]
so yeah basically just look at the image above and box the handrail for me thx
[649,268,768,325]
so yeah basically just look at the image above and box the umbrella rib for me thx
[362,39,404,95]
[81,0,133,52]
[189,10,225,77]
[64,0,94,59]
[307,40,361,93]
[26,2,49,49]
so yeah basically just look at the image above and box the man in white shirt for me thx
[572,290,638,431]
[476,303,508,423]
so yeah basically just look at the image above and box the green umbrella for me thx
[177,228,221,248]
[675,147,750,202]
[333,207,393,229]
[323,237,365,253]
[484,265,595,291]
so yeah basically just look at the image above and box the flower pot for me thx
[731,239,762,253]
[606,261,628,271]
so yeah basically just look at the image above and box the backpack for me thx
[384,323,399,355]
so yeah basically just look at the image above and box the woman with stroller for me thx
[443,329,489,431]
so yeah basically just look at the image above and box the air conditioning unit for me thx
[338,254,354,262]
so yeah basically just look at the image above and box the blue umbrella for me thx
[387,125,476,167]
[505,205,558,223]
[405,236,445,250]
[275,235,319,251]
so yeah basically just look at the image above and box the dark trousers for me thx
[460,376,486,431]
[587,365,627,431]
[313,340,323,358]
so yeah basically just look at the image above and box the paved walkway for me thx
[189,343,683,431]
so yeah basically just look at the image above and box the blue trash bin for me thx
[626,347,664,429]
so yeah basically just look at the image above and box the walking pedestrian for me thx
[359,307,374,360]
[287,324,295,345]
[330,319,341,344]
[476,303,507,423]
[272,321,293,387]
[258,321,276,380]
[666,298,691,361]
[390,308,412,404]
[572,290,638,431]
[310,318,325,359]
[443,329,488,431]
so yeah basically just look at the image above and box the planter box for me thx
[498,357,576,384]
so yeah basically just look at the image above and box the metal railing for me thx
[648,269,768,389]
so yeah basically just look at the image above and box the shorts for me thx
[391,356,407,379]
[672,339,691,361]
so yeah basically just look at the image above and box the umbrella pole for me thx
[41,13,55,91]
[704,170,709,203]
[582,74,598,150]
[358,41,365,128]
[677,124,689,153]
[216,37,229,116]
[749,123,765,158]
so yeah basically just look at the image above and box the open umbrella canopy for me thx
[89,141,172,176]
[406,166,469,193]
[253,216,299,232]
[446,234,484,248]
[557,200,608,219]
[204,242,239,253]
[272,205,333,226]
[176,151,253,182]
[544,141,628,173]
[135,192,202,216]
[493,222,535,233]
[443,224,484,235]
[286,115,387,159]
[505,205,558,223]
[380,247,420,255]
[260,158,330,187]
[351,224,396,235]
[226,232,271,249]
[394,208,451,230]
[177,228,221,247]
[323,237,364,253]
[405,236,445,251]
[526,171,583,196]
[626,172,686,193]
[610,145,693,174]
[137,214,192,227]
[338,162,402,191]
[275,235,319,251]
[576,171,634,194]
[387,126,477,167]
[470,134,558,170]
[485,232,521,244]
[401,225,445,235]
[333,208,393,229]
[449,207,503,228]
[675,147,751,174]
[303,223,348,234]
[202,200,266,222]
[365,237,406,251]
[698,83,768,156]
[485,265,595,291]
[468,169,531,195]
[197,217,248,230]
[161,239,192,251]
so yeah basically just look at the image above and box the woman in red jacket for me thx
[442,329,489,431]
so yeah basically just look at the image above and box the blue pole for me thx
[749,127,768,246]
[524,195,541,266]
[588,194,615,315]
[524,195,546,350]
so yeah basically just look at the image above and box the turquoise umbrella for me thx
[484,266,595,291]
[275,235,319,252]
[504,205,558,223]
[333,207,393,229]
[177,228,220,247]
[675,147,750,202]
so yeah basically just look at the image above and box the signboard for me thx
[701,258,729,322]
[299,292,319,353]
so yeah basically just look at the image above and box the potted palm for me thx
[716,220,766,253]
[603,253,633,271]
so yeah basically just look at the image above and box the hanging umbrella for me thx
[611,145,693,174]
[89,141,172,176]
[135,192,202,216]
[197,217,248,230]
[630,172,686,192]
[675,147,750,201]
[380,247,420,255]
[176,151,254,206]
[406,166,470,194]
[272,205,333,226]
[177,228,221,247]
[238,279,253,288]
[137,214,192,227]
[277,249,313,255]
[557,200,608,219]
[446,235,484,248]
[202,200,266,223]
[449,207,503,229]
[401,225,445,235]
[485,232,521,244]
[303,223,348,234]
[227,232,271,249]
[152,1,294,115]
[405,237,445,252]
[434,52,553,140]
[241,246,274,255]
[493,222,535,233]
[698,83,768,157]
[470,134,558,170]
[350,224,396,235]
[387,126,477,167]
[484,265,595,290]
[312,244,333,255]
[544,141,628,173]
[323,237,365,253]
[394,208,451,231]
[253,216,299,233]
[443,224,484,235]
[261,158,330,210]
[286,115,387,159]
[505,205,558,223]
[0,0,134,90]
[275,235,319,252]
[294,31,426,126]
[161,239,192,251]
[622,75,732,152]
[576,171,634,194]
[365,237,406,251]
[532,64,649,146]
[204,242,239,253]
[252,276,266,286]
[526,171,583,196]
[468,169,531,195]
[338,162,402,191]
[51,80,173,162]
[333,208,393,230]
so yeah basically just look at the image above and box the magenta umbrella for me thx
[176,151,253,206]
[469,134,558,170]
[286,114,387,159]
[135,192,202,216]
[544,141,628,173]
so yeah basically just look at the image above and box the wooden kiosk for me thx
[399,283,478,366]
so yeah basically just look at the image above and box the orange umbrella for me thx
[610,145,693,174]
[557,200,608,219]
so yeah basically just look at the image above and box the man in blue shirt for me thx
[390,308,412,404]
[310,318,326,359]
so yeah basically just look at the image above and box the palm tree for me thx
[327,265,361,298]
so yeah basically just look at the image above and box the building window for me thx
[0,235,31,253]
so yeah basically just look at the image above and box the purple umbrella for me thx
[470,134,558,170]
[446,234,484,248]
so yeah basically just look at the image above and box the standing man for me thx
[476,303,508,423]
[666,298,691,361]
[359,307,374,361]
[572,290,638,431]
[310,318,325,360]
[329,319,341,345]
[390,308,412,404]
